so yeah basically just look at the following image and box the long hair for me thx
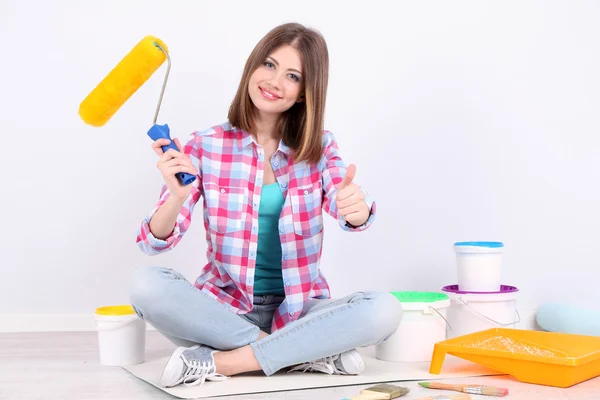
[228,23,329,164]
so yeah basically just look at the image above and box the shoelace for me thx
[180,357,228,387]
[288,354,344,374]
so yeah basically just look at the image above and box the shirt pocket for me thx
[290,181,323,237]
[205,184,247,234]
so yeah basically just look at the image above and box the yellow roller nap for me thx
[78,36,168,127]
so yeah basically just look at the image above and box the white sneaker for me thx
[288,349,365,375]
[160,345,229,388]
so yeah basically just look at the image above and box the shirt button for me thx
[252,225,257,232]
[250,251,255,257]
[283,254,288,260]
[272,160,279,167]
[282,182,288,188]
[279,227,284,233]
[285,281,290,286]
[304,190,309,195]
[253,202,257,207]
[290,312,295,316]
[220,188,226,193]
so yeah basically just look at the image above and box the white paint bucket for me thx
[95,305,146,366]
[454,241,504,292]
[441,285,520,338]
[376,292,450,363]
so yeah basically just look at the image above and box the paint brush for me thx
[418,382,509,397]
[344,383,410,399]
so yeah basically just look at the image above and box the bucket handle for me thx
[428,306,452,331]
[95,316,140,331]
[458,298,521,326]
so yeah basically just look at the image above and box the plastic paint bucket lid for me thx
[95,305,136,316]
[441,284,518,295]
[454,241,504,254]
[391,291,448,302]
[441,284,519,302]
[454,241,504,248]
[390,291,450,311]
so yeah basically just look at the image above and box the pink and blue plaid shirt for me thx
[136,121,376,332]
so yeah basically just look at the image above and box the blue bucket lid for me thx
[454,241,504,248]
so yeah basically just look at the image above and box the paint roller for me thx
[78,36,196,185]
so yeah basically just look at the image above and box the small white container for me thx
[442,284,520,338]
[95,305,146,366]
[454,241,504,292]
[375,292,450,363]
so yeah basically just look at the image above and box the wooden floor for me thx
[1,331,599,399]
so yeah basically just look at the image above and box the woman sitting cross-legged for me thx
[130,22,403,388]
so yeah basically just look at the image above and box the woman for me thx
[130,22,403,388]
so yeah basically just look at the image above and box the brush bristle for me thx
[363,383,410,398]
[79,35,168,127]
[483,387,509,397]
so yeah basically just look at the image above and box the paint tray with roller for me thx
[429,327,600,388]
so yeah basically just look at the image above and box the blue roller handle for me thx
[147,123,196,186]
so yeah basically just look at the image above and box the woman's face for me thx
[248,44,304,117]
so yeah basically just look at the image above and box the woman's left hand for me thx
[336,164,371,227]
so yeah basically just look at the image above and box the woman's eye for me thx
[264,61,274,68]
[289,74,300,82]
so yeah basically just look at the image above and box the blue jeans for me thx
[129,266,403,376]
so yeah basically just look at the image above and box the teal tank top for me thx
[254,182,285,295]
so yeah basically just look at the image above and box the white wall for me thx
[1,0,599,331]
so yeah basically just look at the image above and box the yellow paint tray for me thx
[429,328,600,388]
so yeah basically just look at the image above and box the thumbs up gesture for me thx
[336,164,370,227]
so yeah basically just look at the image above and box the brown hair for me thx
[228,22,329,164]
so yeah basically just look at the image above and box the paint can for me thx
[442,284,520,338]
[95,305,146,366]
[376,292,450,362]
[454,241,504,292]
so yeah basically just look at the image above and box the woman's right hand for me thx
[152,138,198,201]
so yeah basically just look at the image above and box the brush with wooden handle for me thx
[341,383,410,399]
[419,382,509,397]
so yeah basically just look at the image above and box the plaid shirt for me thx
[136,122,376,332]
